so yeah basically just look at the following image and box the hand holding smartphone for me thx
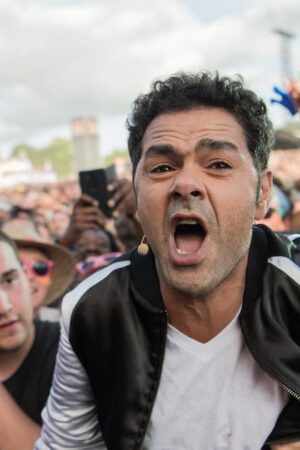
[79,165,117,218]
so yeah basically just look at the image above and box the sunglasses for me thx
[22,259,54,276]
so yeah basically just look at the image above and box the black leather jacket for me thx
[38,225,300,450]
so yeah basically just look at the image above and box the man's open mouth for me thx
[173,217,207,255]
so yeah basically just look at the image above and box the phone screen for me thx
[79,165,117,218]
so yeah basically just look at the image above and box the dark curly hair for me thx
[127,71,274,177]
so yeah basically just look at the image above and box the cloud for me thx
[0,0,299,155]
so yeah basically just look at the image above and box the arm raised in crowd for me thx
[0,384,40,450]
[287,79,300,113]
[108,178,143,247]
[107,178,136,218]
[57,194,107,248]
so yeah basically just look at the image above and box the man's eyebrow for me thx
[196,138,239,152]
[144,145,179,159]
[0,269,19,282]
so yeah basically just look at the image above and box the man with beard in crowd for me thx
[36,72,300,450]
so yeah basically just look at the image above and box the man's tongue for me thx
[175,232,203,254]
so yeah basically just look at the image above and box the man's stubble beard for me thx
[154,224,252,302]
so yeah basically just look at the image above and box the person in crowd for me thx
[290,179,300,232]
[0,198,12,226]
[74,228,121,281]
[48,208,71,242]
[107,177,137,218]
[114,214,142,251]
[57,190,136,280]
[58,178,141,255]
[74,228,113,260]
[57,193,109,250]
[36,71,300,450]
[33,212,53,243]
[287,78,300,112]
[2,218,75,321]
[256,179,294,232]
[6,205,53,243]
[0,230,60,450]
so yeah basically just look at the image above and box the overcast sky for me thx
[0,0,299,159]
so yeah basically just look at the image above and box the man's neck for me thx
[161,260,247,343]
[0,323,35,382]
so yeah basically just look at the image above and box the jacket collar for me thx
[130,224,300,312]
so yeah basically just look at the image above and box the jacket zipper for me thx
[241,323,300,400]
[265,377,300,446]
[241,318,300,446]
[269,377,300,401]
[267,437,300,446]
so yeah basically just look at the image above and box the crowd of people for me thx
[0,175,143,448]
[0,71,300,450]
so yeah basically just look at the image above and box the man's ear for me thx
[255,169,273,221]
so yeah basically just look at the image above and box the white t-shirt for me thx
[143,313,288,450]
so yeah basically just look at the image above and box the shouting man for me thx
[36,72,300,450]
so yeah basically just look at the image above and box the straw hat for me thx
[2,219,76,306]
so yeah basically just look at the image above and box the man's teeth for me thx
[176,248,192,255]
[177,219,198,225]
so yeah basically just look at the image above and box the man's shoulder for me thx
[61,248,163,336]
[33,319,60,352]
[34,318,60,336]
[69,256,132,302]
[61,257,133,333]
[253,225,300,263]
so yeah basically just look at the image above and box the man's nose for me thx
[169,165,204,200]
[0,289,12,315]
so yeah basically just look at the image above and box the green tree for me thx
[12,143,45,167]
[44,139,73,177]
[10,139,73,177]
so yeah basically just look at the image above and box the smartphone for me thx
[79,165,117,218]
